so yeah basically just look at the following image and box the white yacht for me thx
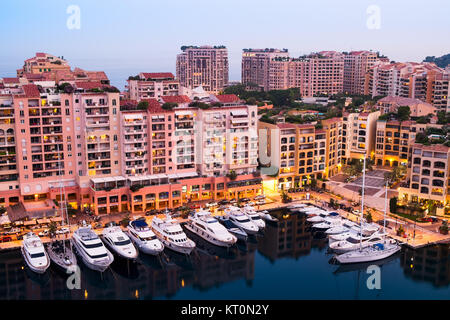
[184,210,237,247]
[312,218,342,231]
[351,222,380,236]
[329,232,387,254]
[325,224,349,235]
[307,211,329,223]
[328,230,364,245]
[241,205,266,230]
[224,207,259,235]
[127,218,164,255]
[150,214,196,254]
[336,179,402,264]
[21,232,50,274]
[71,226,114,272]
[102,226,138,260]
[336,242,401,264]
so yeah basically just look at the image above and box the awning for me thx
[103,177,116,183]
[176,172,198,178]
[114,176,126,182]
[23,220,37,226]
[231,119,249,123]
[37,218,51,224]
[50,217,63,222]
[124,114,143,120]
[90,177,107,184]
[175,111,193,116]
[231,110,248,116]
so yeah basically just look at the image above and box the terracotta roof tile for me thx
[161,95,191,104]
[215,94,240,103]
[22,84,41,98]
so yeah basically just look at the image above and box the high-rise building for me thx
[241,48,289,91]
[343,51,381,95]
[176,46,229,93]
[258,51,344,96]
[366,62,449,111]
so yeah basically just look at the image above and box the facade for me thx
[258,118,343,192]
[343,51,381,95]
[176,46,229,93]
[241,48,289,91]
[17,53,70,76]
[342,111,380,161]
[264,51,344,96]
[376,96,437,117]
[366,62,449,111]
[127,72,180,101]
[374,120,414,167]
[398,144,449,211]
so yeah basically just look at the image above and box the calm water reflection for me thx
[0,208,449,299]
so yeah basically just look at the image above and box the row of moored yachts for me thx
[288,203,402,264]
[20,205,277,274]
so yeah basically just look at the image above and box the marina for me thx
[0,206,449,300]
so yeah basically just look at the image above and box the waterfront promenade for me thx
[1,191,449,252]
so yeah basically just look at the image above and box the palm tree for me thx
[48,222,58,238]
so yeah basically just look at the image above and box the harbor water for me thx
[0,208,449,300]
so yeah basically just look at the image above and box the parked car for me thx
[254,195,265,200]
[38,229,49,237]
[0,236,12,243]
[218,199,230,205]
[240,198,250,203]
[247,201,255,206]
[56,227,70,234]
[206,202,218,208]
[256,200,265,205]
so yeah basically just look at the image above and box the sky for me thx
[0,0,449,89]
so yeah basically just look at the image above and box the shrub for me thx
[137,101,149,110]
[162,102,177,110]
[389,197,398,214]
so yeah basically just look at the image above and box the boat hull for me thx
[127,232,164,256]
[336,246,401,264]
[184,224,237,247]
[47,243,78,273]
[21,246,50,274]
[159,237,195,255]
[71,239,114,272]
[102,237,138,260]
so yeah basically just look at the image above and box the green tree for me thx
[389,197,398,214]
[137,101,149,110]
[48,222,58,238]
[226,170,237,181]
[397,106,411,121]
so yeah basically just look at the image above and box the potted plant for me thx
[396,224,405,237]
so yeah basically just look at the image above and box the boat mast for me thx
[359,154,366,251]
[383,180,388,241]
[56,142,69,254]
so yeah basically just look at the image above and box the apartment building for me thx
[127,72,180,101]
[241,48,289,91]
[376,96,437,117]
[374,120,414,167]
[398,144,449,211]
[343,51,381,95]
[342,111,380,162]
[263,51,344,96]
[85,99,262,214]
[17,52,70,76]
[366,62,449,111]
[176,46,229,93]
[258,118,343,191]
[321,118,344,177]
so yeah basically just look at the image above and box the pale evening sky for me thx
[0,0,449,89]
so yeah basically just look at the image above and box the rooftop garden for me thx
[415,126,450,146]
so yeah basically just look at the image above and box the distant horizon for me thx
[1,0,449,89]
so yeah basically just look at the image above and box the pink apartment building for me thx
[127,72,180,101]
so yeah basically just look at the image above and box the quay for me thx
[1,192,449,252]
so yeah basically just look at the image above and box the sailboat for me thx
[335,158,401,264]
[46,144,77,272]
